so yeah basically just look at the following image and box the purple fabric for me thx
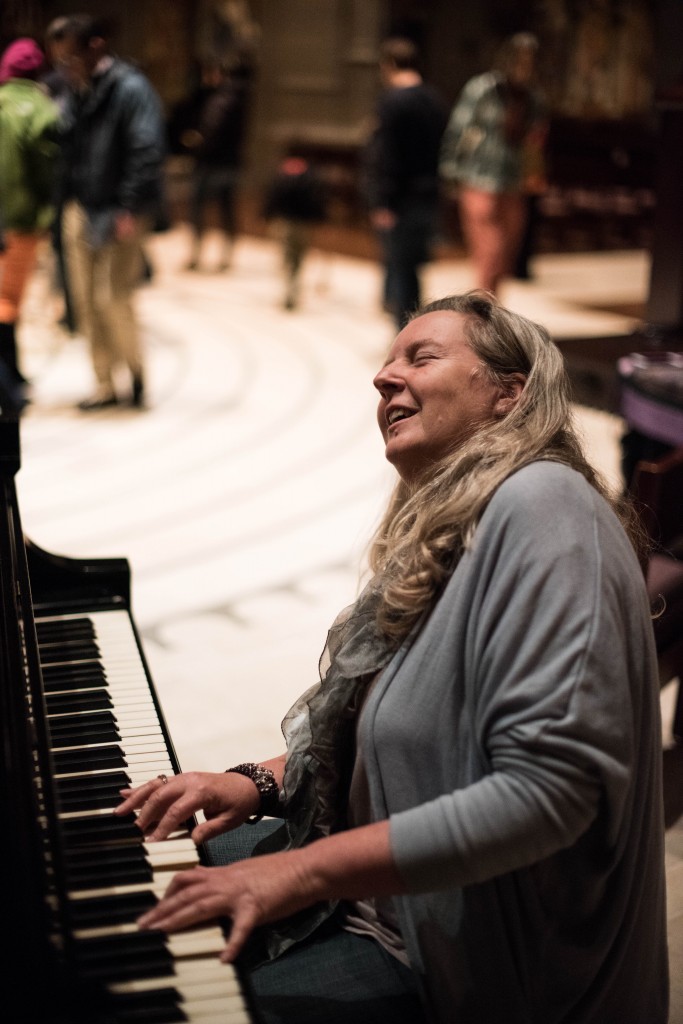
[618,354,683,445]
[620,387,683,445]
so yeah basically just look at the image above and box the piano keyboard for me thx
[37,607,254,1024]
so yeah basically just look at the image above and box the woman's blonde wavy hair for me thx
[369,291,646,642]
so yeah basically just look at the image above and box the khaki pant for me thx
[63,201,146,389]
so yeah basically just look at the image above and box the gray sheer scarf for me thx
[248,579,398,963]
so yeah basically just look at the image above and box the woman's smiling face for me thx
[373,311,510,483]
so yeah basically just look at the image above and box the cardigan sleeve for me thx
[389,464,655,892]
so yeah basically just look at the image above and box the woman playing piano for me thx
[116,292,668,1024]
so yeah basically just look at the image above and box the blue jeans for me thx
[206,823,427,1024]
[379,202,436,330]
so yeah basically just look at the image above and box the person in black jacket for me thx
[183,61,252,273]
[50,13,165,411]
[364,38,448,329]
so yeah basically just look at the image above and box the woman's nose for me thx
[373,365,403,398]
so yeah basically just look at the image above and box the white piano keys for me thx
[109,960,252,1023]
[38,608,254,1022]
[110,968,242,998]
[73,922,225,952]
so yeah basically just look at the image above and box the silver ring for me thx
[157,773,168,784]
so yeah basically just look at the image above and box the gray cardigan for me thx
[359,462,668,1023]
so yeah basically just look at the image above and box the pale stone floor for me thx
[15,227,682,1017]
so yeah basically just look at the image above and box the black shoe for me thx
[77,391,119,412]
[131,376,145,409]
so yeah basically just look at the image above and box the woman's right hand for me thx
[114,770,262,844]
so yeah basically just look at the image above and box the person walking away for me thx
[50,14,165,411]
[183,61,252,273]
[364,37,448,329]
[263,154,327,311]
[0,37,60,411]
[439,33,545,294]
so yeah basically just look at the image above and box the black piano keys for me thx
[37,607,255,1023]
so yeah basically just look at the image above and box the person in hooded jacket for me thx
[0,37,60,410]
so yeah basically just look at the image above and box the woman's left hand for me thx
[137,849,317,962]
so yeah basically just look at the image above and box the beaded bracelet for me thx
[225,762,281,823]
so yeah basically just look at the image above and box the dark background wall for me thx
[1,0,674,254]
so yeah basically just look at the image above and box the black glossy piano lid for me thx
[1,410,131,611]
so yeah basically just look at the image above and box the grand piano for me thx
[1,411,256,1022]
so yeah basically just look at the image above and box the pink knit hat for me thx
[0,38,45,84]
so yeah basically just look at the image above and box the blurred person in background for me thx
[0,37,60,411]
[182,60,252,273]
[43,16,74,114]
[263,153,327,311]
[440,33,546,294]
[364,37,448,330]
[42,15,79,335]
[50,13,165,412]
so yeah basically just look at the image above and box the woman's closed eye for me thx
[412,352,438,366]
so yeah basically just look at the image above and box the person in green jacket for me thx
[0,37,59,410]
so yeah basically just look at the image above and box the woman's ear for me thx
[493,373,526,417]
